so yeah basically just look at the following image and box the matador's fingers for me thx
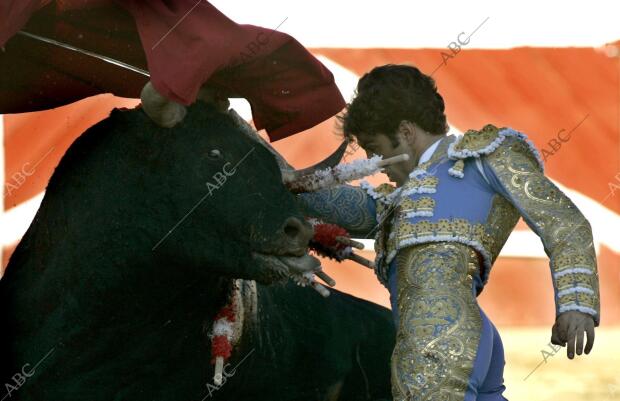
[584,320,595,354]
[575,323,585,356]
[555,318,570,345]
[550,322,564,346]
[566,321,578,359]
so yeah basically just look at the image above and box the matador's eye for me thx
[207,149,223,160]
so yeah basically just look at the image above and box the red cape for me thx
[0,0,345,141]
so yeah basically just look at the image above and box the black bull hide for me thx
[0,102,396,401]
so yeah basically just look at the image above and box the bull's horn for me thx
[140,81,187,128]
[227,108,349,184]
[281,139,350,184]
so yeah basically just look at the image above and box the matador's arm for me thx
[295,185,379,238]
[480,135,601,327]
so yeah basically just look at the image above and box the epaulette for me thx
[359,180,397,199]
[446,124,544,178]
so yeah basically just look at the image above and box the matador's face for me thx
[357,132,416,186]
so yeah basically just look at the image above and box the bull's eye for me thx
[207,149,223,160]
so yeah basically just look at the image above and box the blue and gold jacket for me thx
[298,124,601,326]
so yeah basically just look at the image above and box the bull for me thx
[0,101,395,401]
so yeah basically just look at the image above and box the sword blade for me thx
[17,30,150,77]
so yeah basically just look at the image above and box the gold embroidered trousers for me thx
[391,242,482,401]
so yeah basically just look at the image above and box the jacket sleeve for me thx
[480,135,601,326]
[295,184,379,238]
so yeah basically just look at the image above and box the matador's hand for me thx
[551,310,595,359]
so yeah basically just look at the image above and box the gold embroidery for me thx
[379,195,520,286]
[394,219,482,242]
[373,184,398,282]
[451,124,502,154]
[480,194,521,268]
[372,136,454,286]
[556,272,594,290]
[416,197,435,212]
[484,136,601,324]
[558,292,597,309]
[375,182,398,197]
[449,159,465,177]
[399,197,418,213]
[398,197,436,216]
[403,176,439,193]
[391,242,482,401]
[554,253,594,270]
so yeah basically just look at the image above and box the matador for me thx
[297,64,600,400]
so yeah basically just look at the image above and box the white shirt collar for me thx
[417,137,443,166]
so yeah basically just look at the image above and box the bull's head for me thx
[135,99,345,285]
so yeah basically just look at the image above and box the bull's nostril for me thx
[284,224,300,238]
[281,217,313,254]
[282,217,310,242]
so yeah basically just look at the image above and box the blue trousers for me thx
[464,307,508,401]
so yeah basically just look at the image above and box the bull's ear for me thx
[140,81,187,128]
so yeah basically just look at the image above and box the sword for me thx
[15,30,150,77]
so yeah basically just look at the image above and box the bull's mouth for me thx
[250,251,321,285]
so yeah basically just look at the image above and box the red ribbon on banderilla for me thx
[287,218,376,298]
[307,219,374,269]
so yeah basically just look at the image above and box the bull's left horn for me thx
[281,139,350,185]
[140,81,187,128]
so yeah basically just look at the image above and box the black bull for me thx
[0,102,396,401]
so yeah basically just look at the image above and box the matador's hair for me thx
[337,64,448,146]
